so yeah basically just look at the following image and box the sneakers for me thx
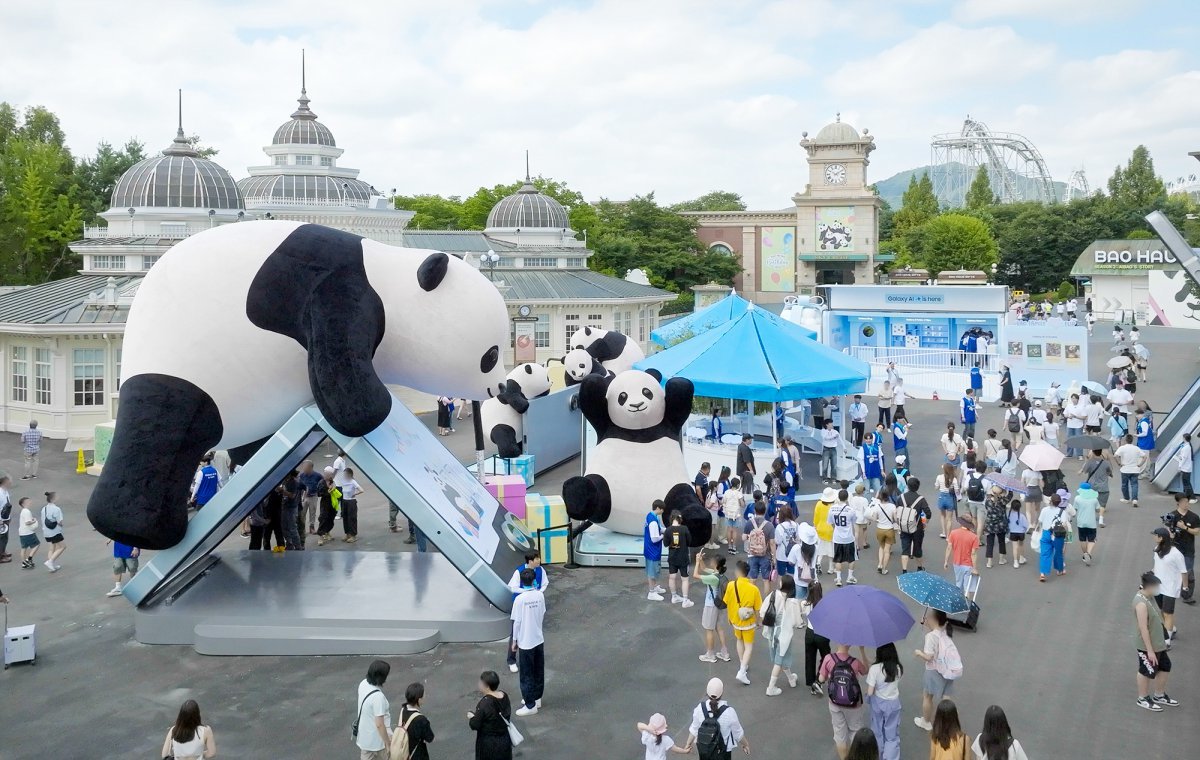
[680,599,695,609]
[809,683,823,697]
[735,670,751,685]
[787,673,798,688]
[986,559,993,569]
[1013,560,1020,570]
[652,585,666,594]
[765,685,782,696]
[671,594,685,604]
[914,717,933,730]
[1136,696,1164,712]
[835,576,843,587]
[105,585,124,597]
[317,535,330,546]
[1120,498,1130,504]
[880,568,889,575]
[999,558,1007,565]
[21,559,33,569]
[716,651,731,662]
[698,653,718,663]
[344,535,358,543]
[847,576,858,585]
[939,532,946,539]
[647,592,665,602]
[1132,500,1139,508]
[515,705,538,717]
[1082,553,1092,566]
[1019,557,1028,566]
[1151,693,1180,707]
[44,560,58,572]
[508,663,518,673]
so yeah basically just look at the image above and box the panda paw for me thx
[562,474,612,523]
[664,483,713,548]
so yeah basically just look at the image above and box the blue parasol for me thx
[807,585,916,647]
[896,571,970,614]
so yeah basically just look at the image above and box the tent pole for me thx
[772,401,778,460]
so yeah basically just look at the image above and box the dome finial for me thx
[836,111,841,122]
[525,149,530,182]
[291,49,317,120]
[162,89,199,157]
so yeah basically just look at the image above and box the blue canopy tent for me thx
[651,290,816,347]
[636,303,869,457]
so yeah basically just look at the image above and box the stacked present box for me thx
[504,454,536,488]
[484,475,527,520]
[523,493,569,564]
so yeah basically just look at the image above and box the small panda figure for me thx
[563,369,711,547]
[481,363,552,458]
[569,325,645,375]
[562,347,608,387]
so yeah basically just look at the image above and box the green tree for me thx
[393,194,466,229]
[0,137,83,283]
[890,173,939,237]
[73,139,146,223]
[1107,145,1166,210]
[965,166,996,209]
[911,213,997,276]
[184,134,219,159]
[669,190,747,212]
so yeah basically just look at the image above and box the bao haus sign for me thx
[1093,242,1176,270]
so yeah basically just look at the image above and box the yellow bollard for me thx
[76,449,86,474]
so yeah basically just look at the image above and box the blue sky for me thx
[1,0,1197,207]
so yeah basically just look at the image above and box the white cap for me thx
[895,454,907,464]
[323,466,334,475]
[706,677,724,699]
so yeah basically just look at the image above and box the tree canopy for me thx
[669,190,746,212]
[965,166,996,209]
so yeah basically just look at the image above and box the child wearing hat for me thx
[813,488,837,574]
[637,712,690,758]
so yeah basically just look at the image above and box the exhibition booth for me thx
[1069,238,1197,327]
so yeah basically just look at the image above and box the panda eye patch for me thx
[617,392,628,406]
[641,388,654,400]
[480,345,499,373]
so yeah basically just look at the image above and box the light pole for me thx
[208,209,216,228]
[482,249,500,281]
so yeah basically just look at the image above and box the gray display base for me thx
[575,526,653,567]
[134,551,510,656]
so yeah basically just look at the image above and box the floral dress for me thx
[984,494,1009,536]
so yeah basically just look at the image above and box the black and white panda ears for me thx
[645,368,663,382]
[583,326,593,336]
[417,252,450,292]
[523,364,535,375]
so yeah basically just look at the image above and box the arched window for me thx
[709,243,734,256]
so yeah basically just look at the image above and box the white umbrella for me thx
[1019,442,1065,472]
[1134,343,1150,360]
[1107,355,1132,369]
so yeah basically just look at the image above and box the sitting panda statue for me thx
[569,326,645,375]
[87,221,510,550]
[562,347,609,387]
[563,369,711,547]
[480,363,552,458]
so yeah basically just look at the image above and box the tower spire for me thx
[292,48,317,119]
[163,89,199,157]
[525,149,530,182]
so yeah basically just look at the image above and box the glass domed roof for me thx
[110,127,243,210]
[486,181,570,230]
[238,175,375,204]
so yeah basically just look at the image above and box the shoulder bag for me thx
[496,696,524,747]
[351,689,380,739]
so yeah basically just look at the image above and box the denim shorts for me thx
[937,492,957,512]
[776,560,794,577]
[645,558,660,579]
[747,555,772,579]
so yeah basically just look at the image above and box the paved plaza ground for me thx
[2,326,1199,758]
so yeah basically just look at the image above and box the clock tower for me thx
[793,115,884,288]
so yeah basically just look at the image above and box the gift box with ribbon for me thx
[485,475,527,519]
[505,454,536,488]
[523,493,569,564]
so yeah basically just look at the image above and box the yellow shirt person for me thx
[722,573,762,643]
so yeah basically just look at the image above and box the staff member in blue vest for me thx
[643,500,666,601]
[709,407,724,441]
[859,432,885,495]
[960,388,978,440]
[506,551,549,672]
[892,417,909,458]
[970,363,983,396]
[1136,404,1156,457]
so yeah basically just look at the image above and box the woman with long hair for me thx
[865,643,903,760]
[763,574,804,696]
[912,610,956,731]
[929,699,968,760]
[971,704,1029,759]
[934,464,960,539]
[846,727,880,760]
[161,700,216,760]
[802,580,830,697]
[997,439,1018,477]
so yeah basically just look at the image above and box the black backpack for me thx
[1006,411,1021,433]
[967,474,985,502]
[696,702,729,760]
[713,575,729,610]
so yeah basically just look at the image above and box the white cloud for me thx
[953,0,1143,23]
[827,23,1056,104]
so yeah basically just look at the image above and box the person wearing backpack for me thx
[686,677,748,759]
[896,478,930,574]
[818,642,869,760]
[722,560,763,686]
[742,501,776,598]
[698,554,732,664]
[1036,493,1075,582]
[774,506,800,579]
[393,682,435,760]
[964,463,988,545]
[913,610,961,732]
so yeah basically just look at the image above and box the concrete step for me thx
[193,623,441,656]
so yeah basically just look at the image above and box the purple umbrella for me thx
[807,585,916,647]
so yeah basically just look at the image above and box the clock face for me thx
[824,164,847,185]
[517,305,532,318]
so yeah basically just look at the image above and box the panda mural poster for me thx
[816,207,855,252]
[759,227,796,292]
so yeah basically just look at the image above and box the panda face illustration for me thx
[564,347,596,382]
[605,370,666,430]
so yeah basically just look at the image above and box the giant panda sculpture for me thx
[563,369,711,546]
[569,326,645,375]
[87,221,510,550]
[480,362,552,458]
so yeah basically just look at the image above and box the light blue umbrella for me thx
[651,290,815,347]
[896,571,969,614]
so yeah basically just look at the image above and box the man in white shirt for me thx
[820,420,842,482]
[1044,382,1063,411]
[892,383,907,421]
[1115,434,1149,507]
[511,568,547,716]
[1084,397,1104,433]
[940,423,965,466]
[355,660,392,759]
[1173,434,1194,503]
[828,490,858,586]
[339,468,366,543]
[332,451,349,486]
[1030,400,1048,425]
[16,497,39,569]
[1107,386,1134,419]
[848,395,869,447]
